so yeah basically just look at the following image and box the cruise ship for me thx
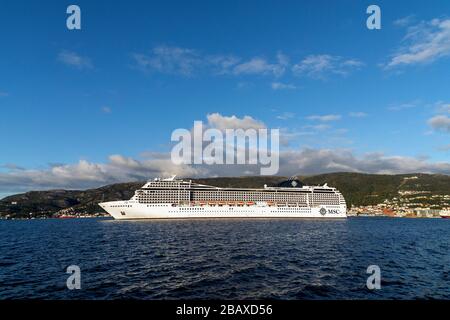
[99,176,347,220]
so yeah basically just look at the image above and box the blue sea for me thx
[0,217,449,299]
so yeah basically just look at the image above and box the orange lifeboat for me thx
[247,201,255,206]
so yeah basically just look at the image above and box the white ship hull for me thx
[99,201,347,220]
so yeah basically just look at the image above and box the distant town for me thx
[348,176,450,218]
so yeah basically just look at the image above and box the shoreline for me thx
[0,215,445,221]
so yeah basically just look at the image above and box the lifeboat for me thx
[237,201,245,206]
[440,210,450,218]
[247,201,255,206]
[228,201,235,206]
[267,201,275,206]
[208,201,216,206]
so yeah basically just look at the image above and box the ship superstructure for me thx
[99,176,347,219]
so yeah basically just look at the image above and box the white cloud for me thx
[306,114,342,121]
[2,163,25,171]
[271,82,297,90]
[278,149,450,176]
[232,57,286,77]
[386,18,450,68]
[276,52,289,66]
[132,46,289,77]
[2,148,450,195]
[292,54,363,79]
[276,112,295,120]
[132,46,365,80]
[435,101,450,113]
[437,144,450,151]
[428,115,450,132]
[58,50,92,69]
[206,113,266,130]
[393,15,416,27]
[0,155,202,195]
[349,112,368,118]
[132,45,202,76]
[387,101,420,111]
[207,55,241,74]
[302,124,331,131]
[101,106,112,114]
[211,53,289,77]
[335,128,349,134]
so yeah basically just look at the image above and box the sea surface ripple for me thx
[0,217,449,299]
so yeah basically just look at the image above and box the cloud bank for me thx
[386,18,450,68]
[2,148,450,196]
[132,46,363,79]
[58,50,93,69]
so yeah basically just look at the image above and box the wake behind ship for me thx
[99,176,347,219]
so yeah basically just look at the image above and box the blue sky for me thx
[1,0,450,196]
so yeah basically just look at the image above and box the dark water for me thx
[0,217,449,299]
